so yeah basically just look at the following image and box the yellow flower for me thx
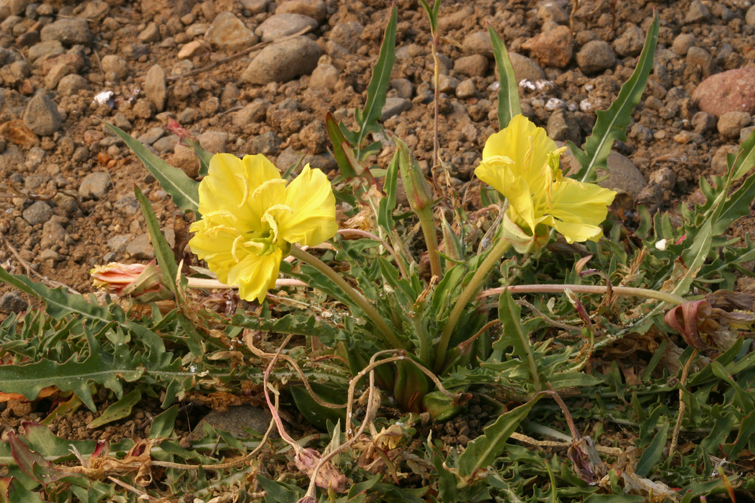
[475,115,616,247]
[189,153,337,302]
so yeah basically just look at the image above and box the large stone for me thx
[144,64,167,112]
[40,18,92,45]
[522,25,573,68]
[79,172,112,200]
[23,93,61,136]
[255,13,318,43]
[576,40,615,74]
[241,37,321,84]
[692,68,755,117]
[205,11,258,51]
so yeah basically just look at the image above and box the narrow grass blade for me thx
[489,26,521,129]
[135,186,180,299]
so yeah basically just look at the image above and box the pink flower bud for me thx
[90,262,172,302]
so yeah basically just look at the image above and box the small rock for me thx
[547,109,581,144]
[613,25,645,57]
[126,234,154,260]
[0,292,27,313]
[205,11,258,51]
[538,2,569,24]
[462,31,493,57]
[171,144,200,178]
[673,131,704,144]
[629,122,653,142]
[381,97,411,121]
[44,63,75,89]
[77,1,109,21]
[672,33,696,56]
[299,120,328,154]
[248,131,282,155]
[40,18,91,45]
[711,145,739,175]
[649,167,676,190]
[693,68,755,117]
[22,201,52,225]
[114,112,132,131]
[101,54,129,79]
[177,40,210,59]
[329,21,363,53]
[276,0,327,23]
[241,37,321,84]
[454,54,488,78]
[191,406,274,440]
[576,40,615,74]
[585,151,646,198]
[685,0,710,24]
[9,0,28,16]
[241,0,268,14]
[438,5,474,31]
[114,195,140,216]
[199,130,229,154]
[742,126,755,142]
[40,220,66,249]
[108,234,132,253]
[747,5,755,26]
[686,46,713,77]
[138,22,160,43]
[28,40,64,62]
[522,25,573,68]
[255,13,318,43]
[0,120,38,148]
[508,52,546,82]
[232,99,270,128]
[309,64,339,91]
[23,93,61,136]
[138,127,165,145]
[79,172,112,200]
[636,183,663,214]
[717,111,751,139]
[456,79,477,99]
[153,135,177,154]
[436,74,458,93]
[186,23,210,38]
[391,78,413,100]
[144,64,167,112]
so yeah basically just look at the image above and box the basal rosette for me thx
[189,153,337,302]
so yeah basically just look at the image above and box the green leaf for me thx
[489,26,521,129]
[495,288,541,391]
[289,383,347,430]
[568,13,659,182]
[103,122,200,215]
[326,111,357,178]
[457,395,540,478]
[547,372,601,389]
[378,149,399,231]
[671,219,712,297]
[731,128,755,181]
[87,386,143,429]
[635,422,668,477]
[583,496,644,503]
[354,5,397,153]
[135,186,180,298]
[256,475,302,503]
[418,0,442,33]
[150,405,180,439]
[714,163,755,235]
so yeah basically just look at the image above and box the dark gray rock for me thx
[0,292,27,313]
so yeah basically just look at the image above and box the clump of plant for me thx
[2,4,755,502]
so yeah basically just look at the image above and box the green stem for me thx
[417,208,441,278]
[478,284,687,305]
[434,237,512,372]
[290,246,403,349]
[411,312,432,366]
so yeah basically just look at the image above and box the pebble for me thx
[685,0,710,24]
[78,172,112,200]
[232,99,270,128]
[107,234,132,253]
[28,40,64,62]
[538,2,569,24]
[39,247,61,265]
[437,74,458,93]
[248,131,282,155]
[0,292,28,314]
[613,25,645,57]
[199,130,229,153]
[23,92,61,136]
[0,120,38,148]
[241,37,321,84]
[101,54,128,79]
[508,52,546,82]
[566,150,646,198]
[711,145,739,175]
[576,40,615,74]
[152,135,177,154]
[456,79,477,99]
[22,201,52,225]
[649,167,676,190]
[693,68,755,117]
[77,1,109,21]
[686,46,713,77]
[717,111,752,139]
[191,406,274,441]
[44,63,75,89]
[381,97,411,121]
[309,63,339,90]
[391,78,413,100]
[748,5,755,26]
[126,234,154,260]
[462,31,493,58]
[276,0,327,23]
[138,22,160,43]
[672,33,696,56]
[522,25,573,68]
[329,21,363,53]
[454,54,488,78]
[438,5,474,31]
[547,109,581,144]
[138,127,165,145]
[255,13,318,43]
[205,11,258,51]
[635,183,664,214]
[241,0,268,15]
[171,144,200,178]
[144,64,167,112]
[40,18,92,45]
[186,23,210,38]
[177,40,210,59]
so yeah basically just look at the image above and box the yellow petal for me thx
[543,216,604,243]
[228,246,283,303]
[189,218,242,286]
[241,154,286,225]
[474,155,513,196]
[504,175,537,234]
[482,114,557,184]
[278,164,338,246]
[548,178,617,227]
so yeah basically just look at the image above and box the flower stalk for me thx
[290,246,403,349]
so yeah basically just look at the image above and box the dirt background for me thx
[1,0,755,441]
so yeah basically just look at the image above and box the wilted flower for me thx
[295,448,347,492]
[189,153,337,302]
[91,262,172,302]
[475,115,616,250]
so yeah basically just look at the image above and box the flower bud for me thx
[396,138,434,212]
[91,262,172,302]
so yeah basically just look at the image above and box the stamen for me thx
[231,235,244,262]
[235,173,249,208]
[251,179,286,200]
[261,204,293,243]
